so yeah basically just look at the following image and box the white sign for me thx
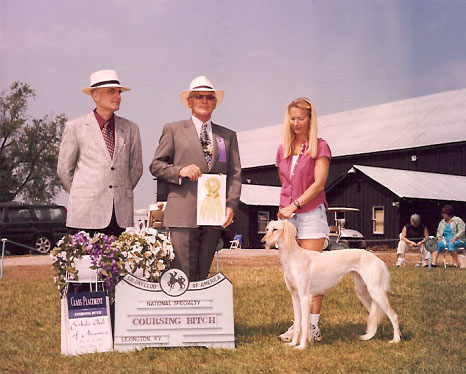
[197,174,226,226]
[60,291,113,355]
[114,269,235,351]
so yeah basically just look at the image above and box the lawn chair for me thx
[229,234,242,250]
[441,245,466,268]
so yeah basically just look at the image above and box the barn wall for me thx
[241,142,466,189]
[329,142,466,186]
[326,173,401,249]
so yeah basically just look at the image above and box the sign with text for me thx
[61,291,113,355]
[114,269,235,351]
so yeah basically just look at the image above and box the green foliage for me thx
[0,81,66,202]
[1,265,465,373]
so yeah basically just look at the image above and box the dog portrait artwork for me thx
[262,220,401,349]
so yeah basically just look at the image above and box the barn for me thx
[232,88,466,248]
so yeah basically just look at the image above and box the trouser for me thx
[397,241,429,261]
[68,206,125,238]
[437,239,466,252]
[169,226,222,282]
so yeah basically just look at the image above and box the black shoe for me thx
[431,264,437,267]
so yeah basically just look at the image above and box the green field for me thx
[1,264,465,374]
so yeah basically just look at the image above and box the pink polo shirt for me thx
[275,138,331,213]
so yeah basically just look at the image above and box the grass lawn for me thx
[0,257,465,374]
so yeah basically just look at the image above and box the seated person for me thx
[396,214,429,267]
[431,204,465,267]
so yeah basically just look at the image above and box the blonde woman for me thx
[275,97,331,342]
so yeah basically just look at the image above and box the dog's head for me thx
[261,220,297,249]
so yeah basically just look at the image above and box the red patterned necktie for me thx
[102,121,115,159]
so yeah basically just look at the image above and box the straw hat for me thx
[180,76,224,107]
[82,70,130,95]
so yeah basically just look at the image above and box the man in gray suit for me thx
[150,76,241,281]
[57,70,143,236]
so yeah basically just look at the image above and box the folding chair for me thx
[229,234,242,250]
[441,246,465,268]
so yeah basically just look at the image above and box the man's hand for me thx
[223,207,234,228]
[179,164,202,181]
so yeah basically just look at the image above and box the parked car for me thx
[324,207,366,250]
[0,202,71,255]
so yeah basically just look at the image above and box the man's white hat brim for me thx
[179,75,224,107]
[82,84,130,95]
[82,69,130,95]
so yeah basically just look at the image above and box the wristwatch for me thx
[293,200,301,209]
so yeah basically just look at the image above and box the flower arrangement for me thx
[51,226,174,299]
[113,226,174,282]
[89,232,127,298]
[51,231,125,299]
[51,231,93,295]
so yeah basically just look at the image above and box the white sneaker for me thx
[310,324,322,342]
[278,322,294,342]
[396,258,404,267]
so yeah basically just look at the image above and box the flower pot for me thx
[69,255,99,283]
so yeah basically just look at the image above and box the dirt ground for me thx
[2,248,432,269]
[1,248,448,282]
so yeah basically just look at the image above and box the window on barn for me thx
[258,211,269,233]
[372,206,384,234]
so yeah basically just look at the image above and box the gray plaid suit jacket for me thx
[57,111,143,229]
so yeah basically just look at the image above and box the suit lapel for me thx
[114,116,128,161]
[211,123,219,166]
[182,119,209,170]
[85,112,112,161]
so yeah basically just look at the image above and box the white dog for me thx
[262,220,401,349]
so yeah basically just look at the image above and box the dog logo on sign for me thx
[160,269,189,297]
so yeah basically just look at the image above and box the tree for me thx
[0,82,67,203]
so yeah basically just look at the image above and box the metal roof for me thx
[352,165,466,202]
[240,184,281,206]
[238,88,466,169]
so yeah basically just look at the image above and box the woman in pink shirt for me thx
[275,97,332,343]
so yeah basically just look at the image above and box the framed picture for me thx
[197,174,226,226]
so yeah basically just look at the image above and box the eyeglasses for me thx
[190,93,216,101]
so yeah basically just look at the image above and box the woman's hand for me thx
[278,204,297,219]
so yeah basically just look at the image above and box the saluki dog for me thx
[262,220,401,349]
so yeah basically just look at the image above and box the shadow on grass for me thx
[234,319,409,346]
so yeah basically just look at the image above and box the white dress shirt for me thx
[192,115,213,141]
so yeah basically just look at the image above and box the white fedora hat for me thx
[82,69,130,95]
[180,76,224,107]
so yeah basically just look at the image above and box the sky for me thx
[2,0,466,210]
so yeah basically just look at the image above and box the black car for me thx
[0,202,72,255]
